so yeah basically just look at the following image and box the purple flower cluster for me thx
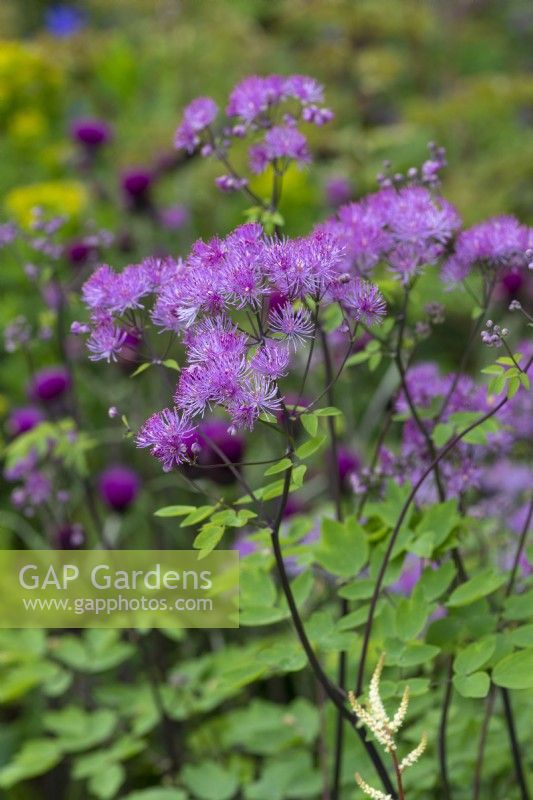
[174,74,333,190]
[174,97,218,153]
[4,450,53,517]
[442,216,532,284]
[78,256,180,361]
[80,221,385,471]
[374,356,532,505]
[323,184,461,283]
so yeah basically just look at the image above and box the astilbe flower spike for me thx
[349,655,427,800]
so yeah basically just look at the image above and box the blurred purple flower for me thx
[98,465,141,511]
[28,366,70,403]
[159,205,189,230]
[71,118,112,149]
[121,169,153,211]
[7,406,44,438]
[55,523,85,549]
[326,177,352,207]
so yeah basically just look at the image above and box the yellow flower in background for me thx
[0,41,63,129]
[7,109,48,144]
[5,181,88,227]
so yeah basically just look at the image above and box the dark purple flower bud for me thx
[121,169,153,211]
[7,406,44,437]
[28,366,70,403]
[98,465,141,511]
[55,523,85,550]
[65,239,93,266]
[71,118,112,149]
[501,270,524,296]
[268,290,290,314]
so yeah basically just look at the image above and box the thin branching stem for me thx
[269,460,397,798]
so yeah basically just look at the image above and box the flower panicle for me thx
[399,732,428,774]
[351,655,427,799]
[355,772,393,800]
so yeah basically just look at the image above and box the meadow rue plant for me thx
[1,68,533,800]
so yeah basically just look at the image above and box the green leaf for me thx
[346,351,369,366]
[154,505,196,518]
[0,739,62,788]
[130,362,151,377]
[239,606,290,626]
[396,597,430,640]
[481,364,504,375]
[454,636,496,675]
[510,625,533,647]
[496,355,520,366]
[489,373,507,395]
[291,570,314,606]
[240,567,276,609]
[492,648,533,690]
[433,423,454,448]
[503,590,533,621]
[368,353,382,371]
[387,641,440,668]
[462,417,500,445]
[453,671,490,698]
[507,376,521,398]
[264,458,292,476]
[52,631,135,673]
[314,407,343,417]
[295,435,326,460]
[314,517,369,578]
[300,414,318,436]
[44,707,117,753]
[193,525,224,553]
[180,506,216,527]
[291,464,307,488]
[418,562,456,602]
[447,570,505,608]
[161,358,180,371]
[415,500,459,550]
[338,578,375,600]
[125,791,187,800]
[89,763,125,799]
[182,761,238,800]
